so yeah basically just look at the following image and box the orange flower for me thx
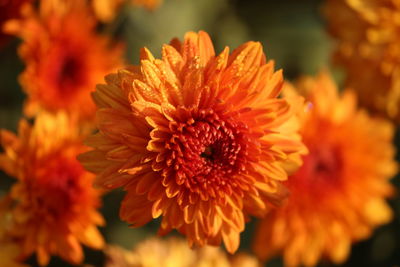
[3,0,123,121]
[325,0,400,122]
[79,31,306,253]
[0,112,105,266]
[104,237,261,267]
[252,72,397,267]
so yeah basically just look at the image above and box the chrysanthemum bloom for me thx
[0,112,105,266]
[325,0,400,122]
[3,0,123,121]
[252,72,397,267]
[105,237,261,267]
[79,31,306,252]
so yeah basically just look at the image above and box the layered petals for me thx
[3,0,124,121]
[0,112,105,266]
[325,0,400,122]
[253,72,397,267]
[104,237,260,267]
[79,31,306,253]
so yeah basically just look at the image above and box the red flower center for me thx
[57,53,85,92]
[31,156,84,220]
[59,55,83,87]
[163,108,250,200]
[45,42,87,99]
[289,142,344,198]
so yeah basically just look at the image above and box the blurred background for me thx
[1,0,399,266]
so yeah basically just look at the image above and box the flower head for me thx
[3,0,123,121]
[325,0,400,122]
[104,237,260,267]
[0,112,105,266]
[252,72,397,267]
[79,31,306,253]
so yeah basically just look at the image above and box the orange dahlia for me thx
[3,0,123,121]
[0,112,105,266]
[104,237,261,267]
[252,72,397,267]
[325,0,400,122]
[79,31,306,253]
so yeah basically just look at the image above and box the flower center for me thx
[57,54,84,91]
[310,144,343,181]
[289,142,343,197]
[200,146,214,160]
[164,108,250,200]
[46,42,87,98]
[32,156,84,220]
[313,147,341,176]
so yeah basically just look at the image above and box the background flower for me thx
[104,237,260,267]
[325,0,400,122]
[252,72,397,267]
[3,0,124,121]
[0,112,105,266]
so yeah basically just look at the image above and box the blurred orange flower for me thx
[252,72,397,267]
[325,0,400,122]
[3,0,124,121]
[104,237,260,267]
[79,31,306,253]
[0,113,105,266]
